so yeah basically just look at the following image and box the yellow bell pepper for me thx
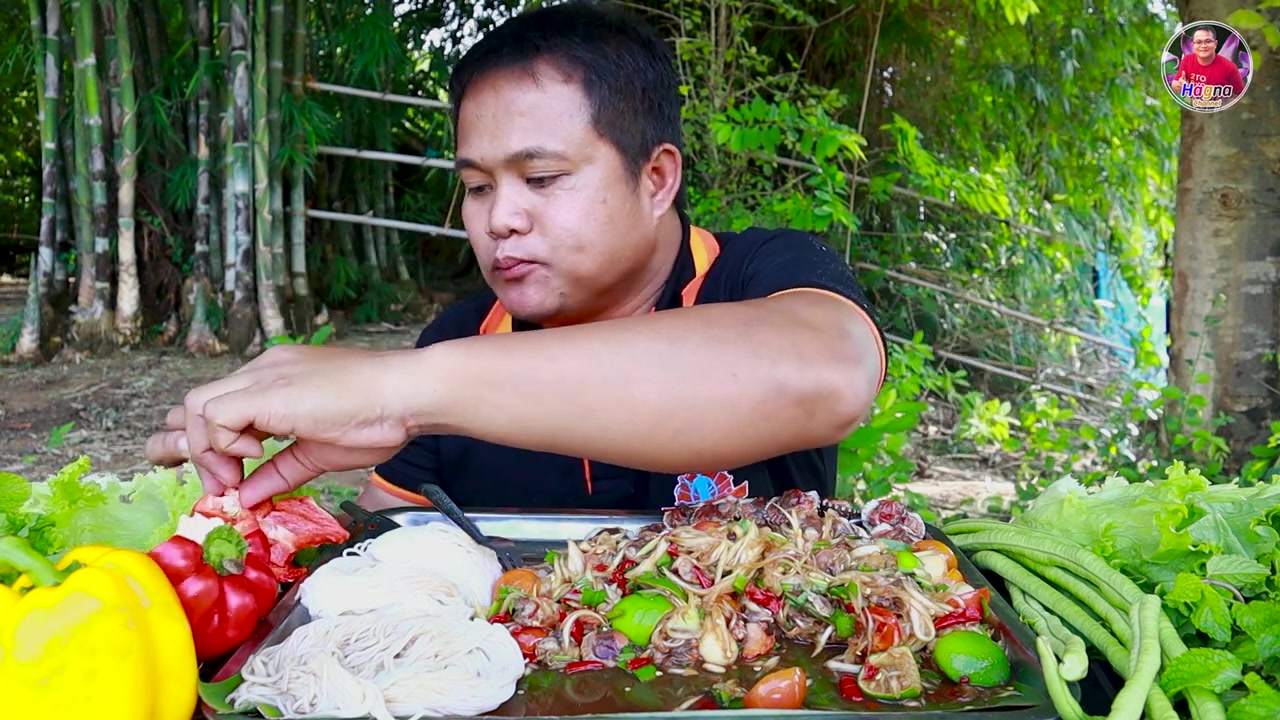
[0,535,199,720]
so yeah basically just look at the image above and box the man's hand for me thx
[144,345,416,507]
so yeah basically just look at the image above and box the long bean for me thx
[1010,585,1089,682]
[970,550,1179,720]
[1019,559,1133,647]
[1035,636,1093,720]
[954,530,1226,720]
[1106,595,1163,720]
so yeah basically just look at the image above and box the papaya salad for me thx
[486,491,1020,711]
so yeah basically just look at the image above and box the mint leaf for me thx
[1160,648,1243,696]
[1206,554,1270,593]
[1233,601,1280,660]
[1226,673,1280,720]
[1163,572,1236,643]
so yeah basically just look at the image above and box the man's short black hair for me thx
[448,1,685,201]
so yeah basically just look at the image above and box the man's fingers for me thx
[237,443,323,507]
[143,430,190,467]
[165,406,186,431]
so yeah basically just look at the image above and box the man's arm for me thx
[394,289,880,473]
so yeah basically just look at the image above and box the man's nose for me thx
[487,183,533,239]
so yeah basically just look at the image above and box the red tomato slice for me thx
[510,626,549,663]
[743,666,807,710]
[868,607,903,653]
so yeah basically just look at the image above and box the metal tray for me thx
[202,507,1064,720]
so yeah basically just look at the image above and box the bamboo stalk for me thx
[16,0,48,360]
[856,263,1133,354]
[287,0,311,319]
[67,20,94,310]
[268,0,286,292]
[314,145,454,170]
[385,166,409,281]
[112,0,140,343]
[297,79,449,110]
[226,0,258,352]
[305,208,468,239]
[35,0,59,299]
[252,0,286,340]
[883,333,1119,408]
[73,0,113,326]
[187,0,221,354]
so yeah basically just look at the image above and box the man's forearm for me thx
[390,291,882,472]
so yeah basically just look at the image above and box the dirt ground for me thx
[0,274,1014,513]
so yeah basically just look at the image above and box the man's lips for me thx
[493,257,538,280]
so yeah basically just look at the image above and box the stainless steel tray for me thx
[202,507,1063,720]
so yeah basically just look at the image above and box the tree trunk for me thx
[1170,2,1280,467]
[226,0,258,353]
[112,0,141,345]
[252,0,286,343]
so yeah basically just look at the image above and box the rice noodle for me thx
[227,604,525,719]
[238,523,521,718]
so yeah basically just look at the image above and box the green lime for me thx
[607,592,675,646]
[932,630,1011,687]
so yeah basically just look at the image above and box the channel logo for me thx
[1161,20,1253,113]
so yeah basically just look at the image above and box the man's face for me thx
[454,63,668,326]
[1193,29,1217,62]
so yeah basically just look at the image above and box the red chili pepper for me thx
[688,695,720,710]
[570,619,586,645]
[934,603,984,630]
[564,660,607,674]
[666,544,680,558]
[559,610,568,623]
[626,656,654,671]
[744,584,783,614]
[147,524,279,662]
[489,612,513,624]
[689,565,714,589]
[838,675,864,702]
[863,664,879,681]
[610,559,637,589]
[594,563,608,572]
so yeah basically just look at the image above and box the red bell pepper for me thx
[148,523,279,662]
[936,588,990,630]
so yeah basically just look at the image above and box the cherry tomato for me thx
[510,626,549,663]
[946,568,966,583]
[868,607,903,653]
[911,539,958,572]
[494,568,541,598]
[743,666,807,709]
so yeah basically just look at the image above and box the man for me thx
[144,1,886,511]
[1172,26,1245,104]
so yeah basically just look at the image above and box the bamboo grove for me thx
[8,0,1186,382]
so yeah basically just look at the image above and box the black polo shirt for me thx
[371,212,885,511]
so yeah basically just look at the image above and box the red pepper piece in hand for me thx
[148,523,279,662]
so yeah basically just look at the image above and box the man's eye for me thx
[527,174,563,189]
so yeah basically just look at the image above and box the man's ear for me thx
[642,143,683,218]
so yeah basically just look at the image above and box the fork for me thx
[419,483,525,571]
